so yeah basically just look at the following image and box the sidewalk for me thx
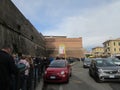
[35,77,44,90]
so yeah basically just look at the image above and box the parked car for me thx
[43,60,72,83]
[108,58,120,66]
[83,58,91,68]
[89,58,120,82]
[113,59,120,66]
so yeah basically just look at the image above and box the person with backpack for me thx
[18,55,30,90]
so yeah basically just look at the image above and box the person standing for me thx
[18,55,30,90]
[0,45,18,90]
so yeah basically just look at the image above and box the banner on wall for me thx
[59,44,65,54]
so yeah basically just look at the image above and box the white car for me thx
[113,59,120,66]
[108,58,120,66]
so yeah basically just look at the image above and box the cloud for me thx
[12,0,120,50]
[43,0,120,49]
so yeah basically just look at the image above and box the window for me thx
[17,25,21,30]
[107,47,110,51]
[114,42,115,46]
[30,35,34,41]
[119,42,120,46]
[114,48,116,51]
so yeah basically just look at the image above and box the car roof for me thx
[52,59,67,63]
[91,58,107,63]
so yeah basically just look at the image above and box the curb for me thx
[70,62,77,66]
[36,78,44,90]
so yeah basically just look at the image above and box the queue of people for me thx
[0,45,50,90]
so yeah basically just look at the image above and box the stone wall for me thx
[0,0,45,57]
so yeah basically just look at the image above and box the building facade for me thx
[45,36,84,58]
[92,47,104,58]
[103,38,120,57]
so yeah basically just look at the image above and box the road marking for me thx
[72,80,82,84]
[59,85,63,90]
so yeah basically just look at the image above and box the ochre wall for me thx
[45,36,84,58]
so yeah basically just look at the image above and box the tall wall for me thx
[0,0,45,57]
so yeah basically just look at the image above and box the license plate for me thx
[50,76,56,79]
[109,75,115,78]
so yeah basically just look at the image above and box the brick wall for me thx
[45,36,84,58]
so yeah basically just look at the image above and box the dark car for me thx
[43,60,72,83]
[83,58,91,68]
[89,58,120,82]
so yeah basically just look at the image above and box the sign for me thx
[59,44,65,54]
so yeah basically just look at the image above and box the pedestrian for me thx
[18,55,30,90]
[0,45,18,90]
[49,56,54,63]
[12,54,19,64]
[26,55,34,90]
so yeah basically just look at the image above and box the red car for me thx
[43,60,72,83]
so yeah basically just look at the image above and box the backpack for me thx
[16,63,26,73]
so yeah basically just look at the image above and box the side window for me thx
[93,63,96,68]
[93,60,96,68]
[91,60,94,67]
[66,61,68,67]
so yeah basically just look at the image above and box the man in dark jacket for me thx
[0,45,18,90]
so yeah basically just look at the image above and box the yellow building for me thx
[103,38,120,57]
[92,47,104,58]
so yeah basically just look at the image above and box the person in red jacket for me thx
[0,45,18,90]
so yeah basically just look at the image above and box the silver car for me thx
[89,58,120,82]
[110,58,120,66]
[83,58,91,68]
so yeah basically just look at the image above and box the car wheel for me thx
[89,69,92,77]
[96,76,103,83]
[83,65,86,68]
[66,78,69,83]
[70,72,72,77]
[43,80,47,84]
[65,76,69,83]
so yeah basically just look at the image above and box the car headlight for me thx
[118,69,120,73]
[61,71,65,75]
[98,69,103,73]
[45,71,47,74]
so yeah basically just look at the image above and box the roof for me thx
[103,38,120,44]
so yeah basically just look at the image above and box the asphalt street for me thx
[36,61,120,90]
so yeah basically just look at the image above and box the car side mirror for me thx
[68,64,71,67]
[45,65,49,68]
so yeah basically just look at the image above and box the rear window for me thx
[49,60,66,68]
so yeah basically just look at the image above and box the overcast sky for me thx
[11,0,120,51]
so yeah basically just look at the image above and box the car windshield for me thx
[84,58,91,62]
[96,59,116,67]
[49,60,66,68]
[84,60,91,63]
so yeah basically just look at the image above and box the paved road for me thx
[36,61,120,90]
